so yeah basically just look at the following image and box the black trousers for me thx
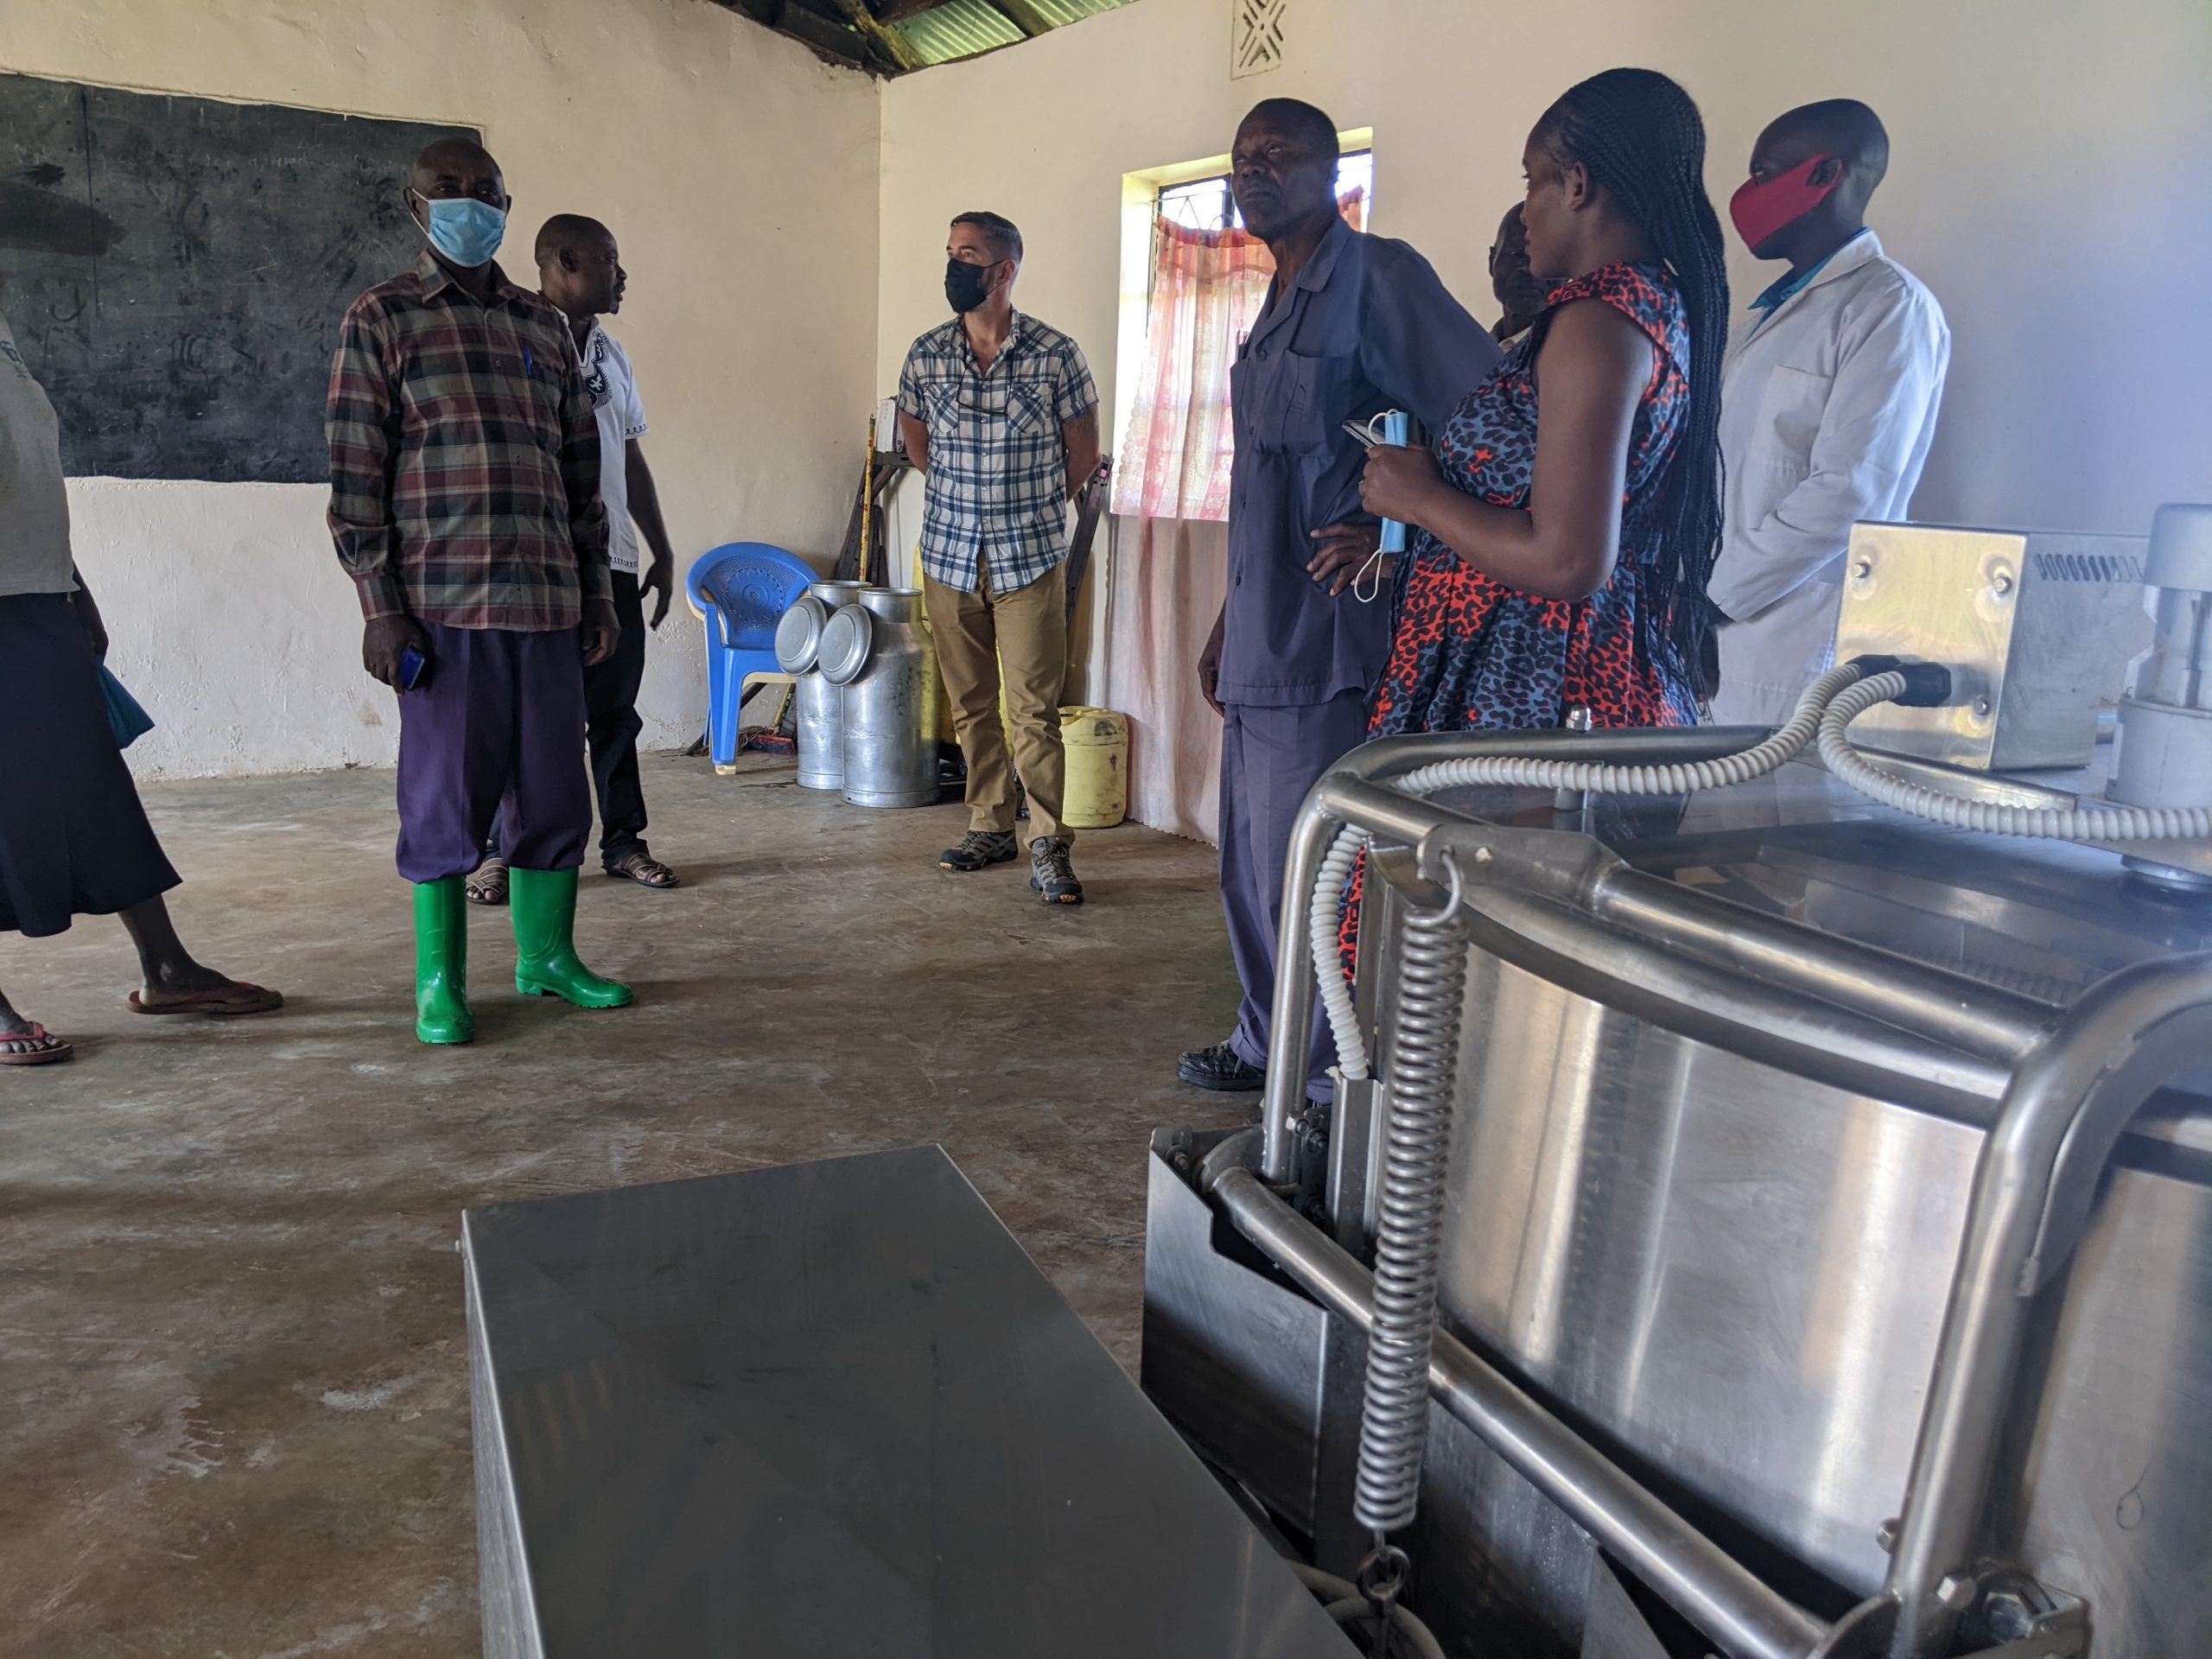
[488,569,650,868]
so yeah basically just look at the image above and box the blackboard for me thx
[0,74,478,483]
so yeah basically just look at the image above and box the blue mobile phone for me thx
[399,645,430,691]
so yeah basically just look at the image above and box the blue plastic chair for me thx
[687,543,819,772]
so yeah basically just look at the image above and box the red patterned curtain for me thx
[1103,189,1367,841]
[1111,188,1366,524]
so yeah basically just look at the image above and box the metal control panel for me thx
[1834,522,2150,770]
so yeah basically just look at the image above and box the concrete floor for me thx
[0,753,1251,1657]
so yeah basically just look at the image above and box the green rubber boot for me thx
[509,865,633,1009]
[413,877,475,1045]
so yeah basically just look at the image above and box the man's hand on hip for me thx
[362,614,428,690]
[582,597,620,666]
[643,556,675,630]
[1307,520,1391,599]
[1197,607,1225,719]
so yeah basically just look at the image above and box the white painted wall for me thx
[10,0,2208,778]
[876,0,2212,539]
[1,0,879,778]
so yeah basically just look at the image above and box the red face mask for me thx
[1729,154,1840,251]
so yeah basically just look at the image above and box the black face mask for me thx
[944,257,997,315]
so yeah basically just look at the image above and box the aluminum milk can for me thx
[819,588,943,809]
[775,579,866,791]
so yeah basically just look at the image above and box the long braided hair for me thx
[1535,68,1729,677]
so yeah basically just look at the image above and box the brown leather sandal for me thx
[466,855,510,906]
[0,1022,74,1065]
[129,982,283,1017]
[606,852,680,889]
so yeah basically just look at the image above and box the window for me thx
[1111,149,1374,521]
[1154,151,1373,237]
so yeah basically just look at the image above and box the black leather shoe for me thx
[1178,1040,1265,1092]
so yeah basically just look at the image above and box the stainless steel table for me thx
[463,1145,1352,1657]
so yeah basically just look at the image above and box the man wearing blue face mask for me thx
[326,137,628,1046]
[897,212,1101,906]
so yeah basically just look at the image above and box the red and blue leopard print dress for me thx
[1339,263,1700,982]
[1366,260,1700,739]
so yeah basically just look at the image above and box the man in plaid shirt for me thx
[898,212,1101,906]
[327,137,631,1045]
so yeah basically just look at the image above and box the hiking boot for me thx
[1029,836,1084,906]
[1178,1040,1263,1092]
[939,830,1019,872]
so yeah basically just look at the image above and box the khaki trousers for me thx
[923,553,1069,843]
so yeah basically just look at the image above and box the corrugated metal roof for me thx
[719,0,1137,77]
[894,0,1024,65]
[1014,0,1129,28]
[889,0,1134,70]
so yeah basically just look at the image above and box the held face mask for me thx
[1728,154,1840,252]
[415,192,507,269]
[944,257,997,315]
[1344,410,1412,603]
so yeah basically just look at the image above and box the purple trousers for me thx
[1219,692,1370,1102]
[395,621,591,882]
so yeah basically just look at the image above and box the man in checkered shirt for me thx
[898,212,1102,906]
[326,137,631,1045]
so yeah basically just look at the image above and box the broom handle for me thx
[859,416,877,586]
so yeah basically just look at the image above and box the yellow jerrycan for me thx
[1058,707,1128,830]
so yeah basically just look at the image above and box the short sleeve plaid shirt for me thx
[898,312,1097,595]
[326,253,610,632]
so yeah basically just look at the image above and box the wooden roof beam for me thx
[765,1,878,69]
[830,0,926,71]
[982,0,1056,39]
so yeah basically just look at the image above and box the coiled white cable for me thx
[1306,663,1872,1085]
[1389,662,1868,802]
[1820,672,2212,842]
[1313,823,1373,1082]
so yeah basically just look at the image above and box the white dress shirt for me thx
[1709,231,1950,724]
[581,320,650,575]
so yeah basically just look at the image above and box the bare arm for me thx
[1357,298,1649,603]
[1062,405,1101,499]
[623,438,678,629]
[899,411,931,475]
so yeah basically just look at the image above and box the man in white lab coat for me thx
[1709,100,1951,724]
